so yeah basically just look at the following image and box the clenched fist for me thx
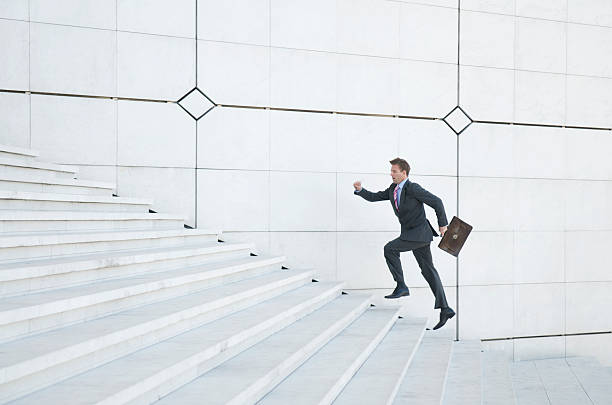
[353,181,362,191]
[439,225,447,237]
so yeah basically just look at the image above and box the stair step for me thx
[7,278,340,405]
[259,307,401,405]
[393,328,455,405]
[0,174,114,196]
[0,241,252,297]
[155,292,370,405]
[0,210,185,232]
[0,228,220,261]
[333,317,427,404]
[0,144,40,159]
[0,191,152,212]
[510,360,551,405]
[0,254,287,342]
[482,350,515,405]
[566,356,612,405]
[0,157,78,181]
[442,340,482,405]
[533,358,593,404]
[0,270,324,402]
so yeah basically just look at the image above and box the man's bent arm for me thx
[412,183,448,227]
[354,186,391,202]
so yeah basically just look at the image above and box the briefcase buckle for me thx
[438,216,473,257]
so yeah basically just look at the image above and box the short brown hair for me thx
[389,158,410,175]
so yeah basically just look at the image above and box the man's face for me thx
[390,164,407,184]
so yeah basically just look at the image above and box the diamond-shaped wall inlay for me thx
[177,88,216,120]
[443,106,473,135]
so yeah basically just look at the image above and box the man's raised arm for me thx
[353,181,391,202]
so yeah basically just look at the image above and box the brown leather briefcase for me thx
[438,216,472,257]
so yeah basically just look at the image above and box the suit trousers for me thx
[383,237,449,309]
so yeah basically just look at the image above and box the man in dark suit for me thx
[353,158,455,330]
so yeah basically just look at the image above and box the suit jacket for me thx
[354,179,448,242]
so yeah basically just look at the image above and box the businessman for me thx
[353,158,455,330]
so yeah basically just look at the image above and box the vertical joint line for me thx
[455,0,461,342]
[195,0,198,85]
[456,0,461,106]
[194,0,198,228]
[563,0,569,359]
[28,5,32,148]
[456,132,460,342]
[114,1,119,190]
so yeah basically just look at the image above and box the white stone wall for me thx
[1,0,611,361]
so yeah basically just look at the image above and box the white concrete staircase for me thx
[0,143,610,404]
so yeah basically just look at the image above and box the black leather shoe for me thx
[384,287,410,299]
[383,286,398,299]
[433,307,456,330]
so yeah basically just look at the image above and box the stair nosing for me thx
[392,329,456,405]
[0,191,152,205]
[259,306,402,405]
[333,317,428,405]
[0,241,255,281]
[156,288,371,405]
[0,269,321,386]
[0,175,115,190]
[4,274,334,405]
[0,228,221,249]
[0,254,288,325]
[0,210,185,221]
[0,157,78,174]
[0,144,40,158]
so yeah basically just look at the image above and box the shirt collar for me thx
[397,178,408,190]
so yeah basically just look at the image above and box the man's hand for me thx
[439,225,447,237]
[353,181,362,192]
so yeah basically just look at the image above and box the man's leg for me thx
[383,238,405,286]
[384,238,429,293]
[412,243,449,309]
[412,243,455,329]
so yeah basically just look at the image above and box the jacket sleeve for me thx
[412,183,448,227]
[354,185,391,202]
